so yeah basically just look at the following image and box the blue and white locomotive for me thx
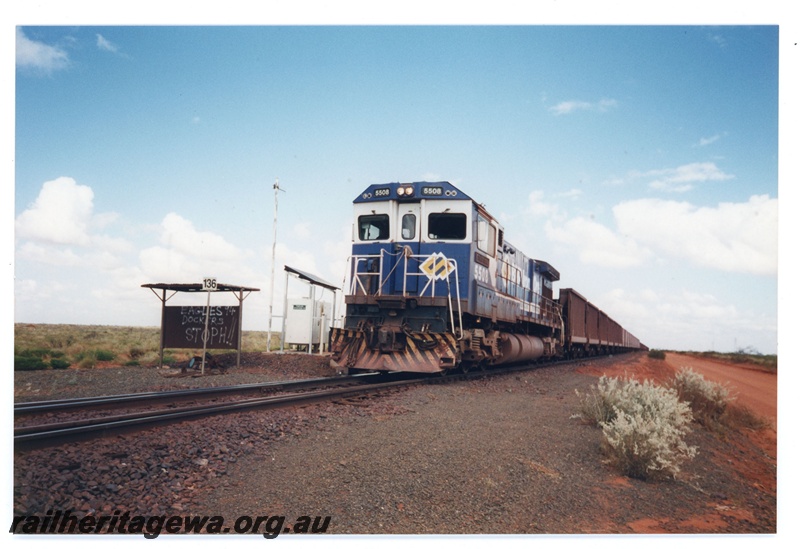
[329,181,567,374]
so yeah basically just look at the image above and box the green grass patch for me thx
[14,356,48,371]
[49,358,71,370]
[94,349,116,362]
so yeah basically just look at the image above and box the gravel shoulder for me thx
[14,352,334,402]
[199,353,776,534]
[13,352,777,535]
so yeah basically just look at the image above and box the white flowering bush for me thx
[575,375,620,425]
[577,376,697,480]
[670,368,732,426]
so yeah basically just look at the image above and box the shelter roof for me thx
[284,265,339,292]
[141,282,260,293]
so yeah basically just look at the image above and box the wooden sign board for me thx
[163,306,240,349]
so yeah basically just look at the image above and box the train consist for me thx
[329,181,642,374]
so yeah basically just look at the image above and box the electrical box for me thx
[284,298,331,350]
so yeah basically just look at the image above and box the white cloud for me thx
[613,194,777,276]
[636,161,734,193]
[14,175,135,294]
[14,279,39,302]
[17,242,81,267]
[541,193,776,276]
[545,217,651,268]
[15,176,129,254]
[139,213,253,283]
[599,287,753,352]
[601,177,626,187]
[14,278,69,305]
[91,233,132,254]
[707,33,728,49]
[275,242,325,283]
[528,190,560,217]
[16,28,69,73]
[658,290,737,320]
[159,213,242,261]
[549,98,617,116]
[292,222,313,240]
[96,34,118,53]
[557,189,583,199]
[16,177,95,246]
[139,246,199,282]
[696,134,722,147]
[419,172,443,182]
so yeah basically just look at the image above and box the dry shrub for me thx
[76,354,97,369]
[576,376,697,480]
[129,347,145,359]
[575,375,623,425]
[670,368,732,427]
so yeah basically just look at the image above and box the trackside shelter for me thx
[279,265,339,353]
[142,282,260,368]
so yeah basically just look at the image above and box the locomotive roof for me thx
[353,181,473,203]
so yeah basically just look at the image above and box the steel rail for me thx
[14,372,383,415]
[14,375,425,446]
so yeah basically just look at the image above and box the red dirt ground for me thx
[578,352,777,425]
[577,351,777,533]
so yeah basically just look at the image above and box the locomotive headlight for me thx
[398,186,414,197]
[397,187,406,196]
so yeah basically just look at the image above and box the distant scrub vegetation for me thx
[14,348,71,371]
[14,324,271,371]
[645,348,776,370]
[687,350,777,371]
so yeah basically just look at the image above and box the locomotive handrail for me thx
[443,257,464,340]
[350,256,377,295]
[377,248,406,293]
[404,254,463,340]
[347,250,464,339]
[350,253,390,296]
[350,249,407,296]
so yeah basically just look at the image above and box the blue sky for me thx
[8,7,791,355]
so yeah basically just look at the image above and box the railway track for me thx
[14,372,382,415]
[13,372,420,447]
[14,356,594,448]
